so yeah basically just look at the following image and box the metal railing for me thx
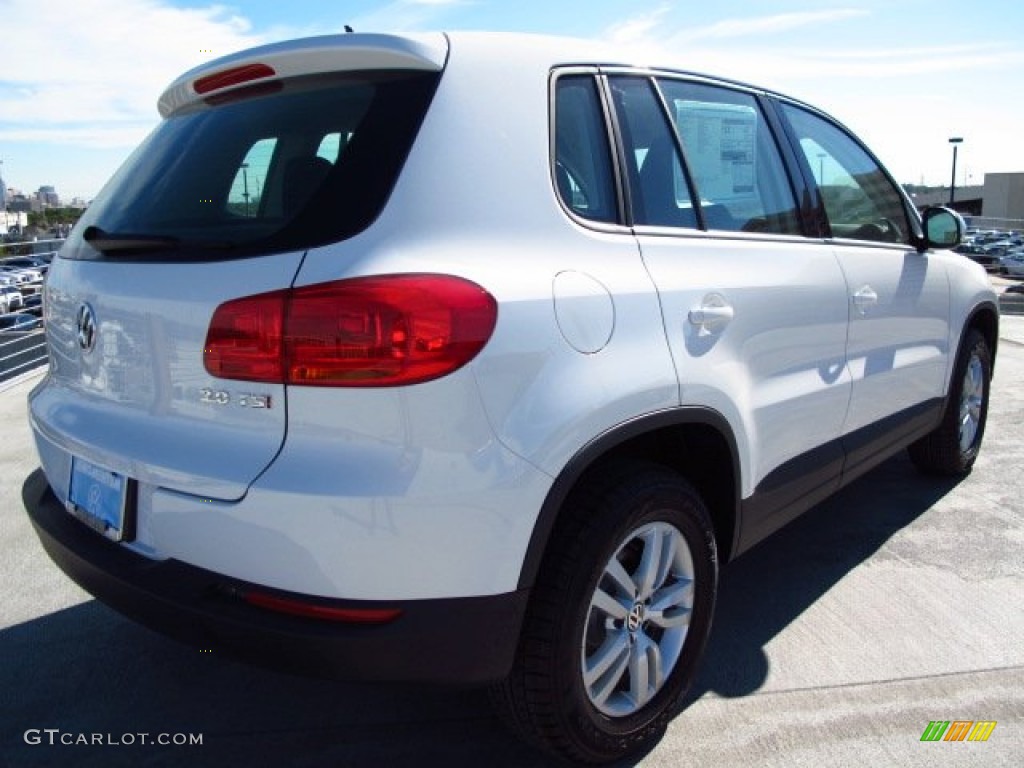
[0,237,65,259]
[962,216,1024,232]
[0,322,46,387]
[0,238,62,387]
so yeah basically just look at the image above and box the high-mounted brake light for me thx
[193,63,276,95]
[204,274,498,387]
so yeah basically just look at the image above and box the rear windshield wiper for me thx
[82,226,235,254]
[83,226,179,253]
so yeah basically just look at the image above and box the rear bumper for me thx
[23,468,527,685]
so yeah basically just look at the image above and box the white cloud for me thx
[344,0,467,34]
[0,0,267,147]
[675,9,867,42]
[0,125,152,149]
[604,8,867,52]
[603,3,673,44]
[0,0,464,196]
[598,5,1024,184]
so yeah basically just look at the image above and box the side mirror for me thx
[920,206,964,250]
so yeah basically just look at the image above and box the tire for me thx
[492,462,717,763]
[908,328,991,476]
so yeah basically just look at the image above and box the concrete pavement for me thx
[2,319,1023,767]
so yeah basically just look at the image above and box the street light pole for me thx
[948,137,963,205]
[0,159,8,235]
[241,162,250,217]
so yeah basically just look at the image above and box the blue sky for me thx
[1,0,1022,200]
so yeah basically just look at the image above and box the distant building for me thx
[907,173,1024,225]
[37,185,60,207]
[6,193,34,213]
[982,173,1024,222]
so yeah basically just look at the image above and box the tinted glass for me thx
[69,70,439,259]
[227,138,277,218]
[658,80,801,235]
[608,77,697,228]
[782,103,911,245]
[554,76,618,223]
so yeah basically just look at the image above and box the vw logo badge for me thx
[627,603,646,633]
[76,303,97,353]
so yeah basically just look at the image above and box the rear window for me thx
[68,70,439,260]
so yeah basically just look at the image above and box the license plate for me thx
[67,457,127,542]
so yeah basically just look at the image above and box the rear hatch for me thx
[34,33,446,501]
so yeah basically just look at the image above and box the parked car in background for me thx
[0,311,42,334]
[1,281,24,313]
[0,265,43,287]
[20,293,43,317]
[0,256,50,275]
[998,252,1024,277]
[21,31,999,764]
[955,228,1024,272]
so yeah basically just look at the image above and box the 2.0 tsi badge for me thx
[199,387,272,409]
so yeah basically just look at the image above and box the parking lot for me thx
[958,225,1024,277]
[0,250,48,387]
[2,318,1022,768]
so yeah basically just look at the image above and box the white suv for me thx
[23,32,998,763]
[1,278,24,313]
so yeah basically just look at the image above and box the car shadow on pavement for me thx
[0,600,551,768]
[690,451,962,701]
[1,454,961,768]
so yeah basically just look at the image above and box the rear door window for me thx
[608,75,801,235]
[656,80,802,235]
[607,76,697,228]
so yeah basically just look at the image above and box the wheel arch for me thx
[963,301,999,377]
[516,408,741,590]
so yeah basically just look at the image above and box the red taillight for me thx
[244,591,401,624]
[204,274,498,387]
[203,291,286,383]
[193,63,276,95]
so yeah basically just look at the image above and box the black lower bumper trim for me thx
[22,468,527,685]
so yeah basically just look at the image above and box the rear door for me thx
[33,44,444,502]
[607,74,852,545]
[39,254,298,502]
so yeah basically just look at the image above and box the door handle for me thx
[852,285,878,315]
[688,294,734,334]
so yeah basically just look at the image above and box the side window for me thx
[657,80,801,235]
[608,76,697,228]
[227,138,277,217]
[781,104,911,245]
[226,131,349,221]
[553,76,618,223]
[316,131,353,163]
